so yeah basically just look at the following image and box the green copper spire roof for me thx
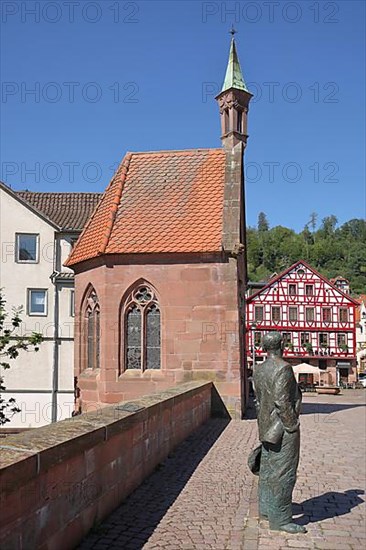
[221,37,249,93]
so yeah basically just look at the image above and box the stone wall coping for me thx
[0,381,212,494]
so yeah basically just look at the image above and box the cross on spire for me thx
[229,25,237,37]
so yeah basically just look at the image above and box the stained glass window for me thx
[126,305,142,369]
[146,305,161,369]
[83,287,100,370]
[135,287,153,303]
[95,308,100,369]
[87,310,95,370]
[123,284,161,371]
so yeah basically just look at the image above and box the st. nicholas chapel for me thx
[66,36,253,417]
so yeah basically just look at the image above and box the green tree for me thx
[257,212,269,232]
[319,215,338,238]
[0,291,42,425]
[246,217,366,295]
[308,212,318,233]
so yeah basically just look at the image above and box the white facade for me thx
[0,185,75,428]
[356,297,366,372]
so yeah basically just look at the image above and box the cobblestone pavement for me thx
[78,391,366,550]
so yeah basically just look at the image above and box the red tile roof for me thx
[66,149,226,266]
[16,192,102,231]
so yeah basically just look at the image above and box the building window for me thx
[28,289,47,316]
[337,333,346,346]
[297,268,305,277]
[288,284,297,296]
[271,306,281,322]
[319,333,329,347]
[126,305,141,369]
[237,111,242,133]
[83,288,100,370]
[16,233,39,263]
[70,290,75,317]
[301,332,310,345]
[289,306,298,321]
[123,283,161,372]
[254,306,264,322]
[282,332,292,345]
[224,109,229,133]
[306,307,315,322]
[254,331,262,346]
[339,308,348,322]
[305,284,314,296]
[322,307,332,322]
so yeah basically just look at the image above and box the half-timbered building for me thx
[246,260,358,385]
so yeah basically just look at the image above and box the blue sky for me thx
[1,0,365,231]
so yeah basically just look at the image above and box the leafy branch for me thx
[0,291,43,425]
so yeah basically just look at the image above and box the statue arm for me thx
[273,367,300,433]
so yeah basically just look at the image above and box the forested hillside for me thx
[247,213,366,296]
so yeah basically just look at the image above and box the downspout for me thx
[51,277,59,422]
[239,145,249,418]
[50,236,60,423]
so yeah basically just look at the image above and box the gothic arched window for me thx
[83,288,100,370]
[123,284,161,371]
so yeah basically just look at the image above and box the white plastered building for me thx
[0,183,100,428]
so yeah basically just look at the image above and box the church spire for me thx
[221,35,249,94]
[216,30,253,149]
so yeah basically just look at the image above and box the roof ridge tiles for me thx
[130,148,223,155]
[98,153,133,255]
[16,191,102,196]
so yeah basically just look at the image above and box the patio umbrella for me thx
[292,363,321,385]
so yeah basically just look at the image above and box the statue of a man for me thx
[252,331,306,534]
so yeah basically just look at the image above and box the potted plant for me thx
[339,343,349,353]
[304,342,313,354]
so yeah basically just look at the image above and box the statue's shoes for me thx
[274,523,307,534]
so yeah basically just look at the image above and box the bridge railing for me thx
[0,380,212,550]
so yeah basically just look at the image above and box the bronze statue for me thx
[251,331,306,534]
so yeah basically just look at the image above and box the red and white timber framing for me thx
[246,261,358,364]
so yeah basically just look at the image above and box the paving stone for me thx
[76,391,365,550]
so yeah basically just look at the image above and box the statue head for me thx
[263,331,283,353]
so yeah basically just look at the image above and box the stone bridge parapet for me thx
[0,381,212,550]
